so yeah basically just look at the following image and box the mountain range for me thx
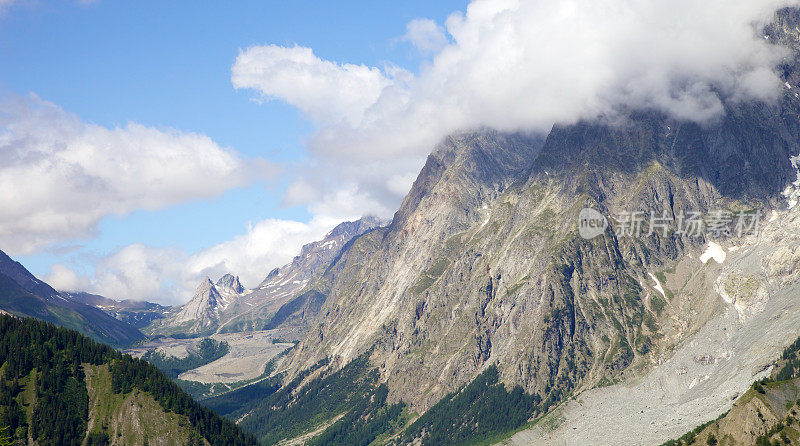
[6,7,800,446]
[143,216,386,337]
[0,216,385,347]
[0,250,144,347]
[211,8,800,444]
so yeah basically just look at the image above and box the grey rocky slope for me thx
[216,273,245,295]
[506,196,800,445]
[145,216,385,337]
[278,8,800,425]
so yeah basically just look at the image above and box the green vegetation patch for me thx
[775,336,800,382]
[505,276,530,297]
[650,294,667,315]
[110,354,255,445]
[0,316,105,445]
[658,411,728,446]
[400,365,540,446]
[84,363,198,445]
[0,315,256,446]
[219,352,407,445]
[410,258,452,294]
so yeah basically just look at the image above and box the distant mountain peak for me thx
[326,215,388,239]
[145,216,387,336]
[193,278,220,304]
[216,273,245,295]
[169,278,224,327]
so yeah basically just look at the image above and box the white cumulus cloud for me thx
[0,94,273,255]
[402,18,449,53]
[231,45,396,126]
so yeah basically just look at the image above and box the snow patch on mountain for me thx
[648,272,666,299]
[700,242,726,264]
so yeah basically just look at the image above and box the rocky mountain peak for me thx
[282,19,800,418]
[216,273,244,295]
[326,216,387,239]
[192,277,220,306]
[254,216,387,290]
[169,277,224,327]
[389,130,545,232]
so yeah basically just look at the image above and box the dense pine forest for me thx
[0,314,256,445]
[397,365,540,445]
[207,354,408,445]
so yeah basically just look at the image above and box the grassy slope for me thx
[7,364,203,445]
[84,363,199,445]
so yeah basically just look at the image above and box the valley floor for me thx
[125,329,296,384]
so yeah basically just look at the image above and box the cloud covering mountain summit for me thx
[237,0,798,164]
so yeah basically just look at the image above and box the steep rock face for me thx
[264,289,326,331]
[506,187,800,444]
[283,13,800,413]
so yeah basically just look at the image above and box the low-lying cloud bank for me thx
[46,217,335,305]
[44,192,381,305]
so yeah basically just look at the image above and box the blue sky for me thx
[0,0,464,297]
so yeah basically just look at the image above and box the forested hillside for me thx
[0,315,256,445]
[203,350,543,445]
[206,353,409,445]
